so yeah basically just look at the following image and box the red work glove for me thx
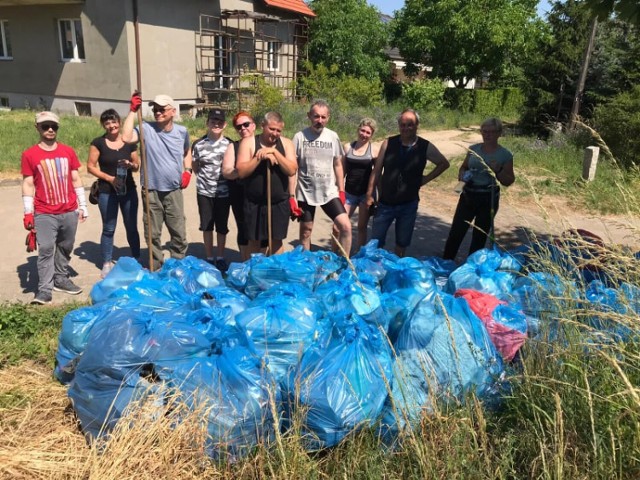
[23,213,34,230]
[26,230,37,253]
[130,92,142,113]
[289,197,302,221]
[339,190,346,206]
[180,171,192,189]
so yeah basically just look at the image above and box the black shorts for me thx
[244,198,290,241]
[299,197,346,223]
[228,181,247,246]
[197,193,231,233]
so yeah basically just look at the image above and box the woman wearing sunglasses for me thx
[222,111,257,261]
[87,109,141,277]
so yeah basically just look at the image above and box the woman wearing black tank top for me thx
[87,109,140,278]
[333,118,380,252]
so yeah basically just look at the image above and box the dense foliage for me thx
[593,84,640,168]
[584,0,640,24]
[307,0,390,83]
[391,0,542,87]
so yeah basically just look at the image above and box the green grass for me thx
[0,301,81,366]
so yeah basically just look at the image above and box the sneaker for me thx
[31,291,52,305]
[215,258,229,273]
[53,277,83,295]
[100,262,114,279]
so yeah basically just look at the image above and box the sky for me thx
[367,0,553,17]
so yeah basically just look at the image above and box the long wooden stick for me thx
[266,165,273,256]
[133,0,154,270]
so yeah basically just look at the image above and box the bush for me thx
[593,85,640,169]
[239,73,286,116]
[400,78,446,111]
[297,62,384,108]
[445,88,525,120]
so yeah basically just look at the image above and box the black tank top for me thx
[344,141,374,196]
[244,136,289,205]
[91,136,137,193]
[379,135,429,205]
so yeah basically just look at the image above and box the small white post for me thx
[582,146,600,182]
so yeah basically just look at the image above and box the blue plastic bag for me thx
[235,282,324,382]
[283,313,393,450]
[380,293,503,440]
[165,341,276,461]
[158,256,224,294]
[315,269,386,328]
[90,257,148,304]
[68,310,212,441]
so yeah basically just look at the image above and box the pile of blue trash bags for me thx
[54,240,640,459]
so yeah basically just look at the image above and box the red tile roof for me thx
[263,0,316,17]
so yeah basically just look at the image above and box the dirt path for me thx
[413,128,640,260]
[1,127,638,304]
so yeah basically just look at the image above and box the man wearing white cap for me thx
[21,111,89,304]
[122,92,193,270]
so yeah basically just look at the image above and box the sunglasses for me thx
[39,123,59,131]
[153,106,171,114]
[235,121,252,131]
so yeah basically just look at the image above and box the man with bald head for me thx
[366,108,450,257]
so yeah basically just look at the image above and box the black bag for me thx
[89,181,100,205]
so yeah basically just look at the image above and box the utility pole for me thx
[569,17,598,129]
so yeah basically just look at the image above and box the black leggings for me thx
[299,197,346,223]
[443,189,500,260]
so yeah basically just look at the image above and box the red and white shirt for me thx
[21,143,81,215]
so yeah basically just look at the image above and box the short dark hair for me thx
[100,109,120,125]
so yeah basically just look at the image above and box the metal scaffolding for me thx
[197,10,308,110]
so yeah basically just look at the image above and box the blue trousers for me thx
[97,189,140,264]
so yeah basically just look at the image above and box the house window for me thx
[58,19,85,62]
[214,35,232,88]
[267,41,280,71]
[0,20,12,59]
[75,102,91,116]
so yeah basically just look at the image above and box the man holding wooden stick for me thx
[236,111,297,256]
[122,93,192,270]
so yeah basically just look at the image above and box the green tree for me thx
[520,1,640,131]
[589,19,640,103]
[593,85,640,168]
[519,0,593,129]
[307,0,390,82]
[391,0,541,88]
[584,0,640,24]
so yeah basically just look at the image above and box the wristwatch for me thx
[184,167,193,173]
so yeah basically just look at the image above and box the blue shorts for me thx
[345,192,367,207]
[370,200,419,249]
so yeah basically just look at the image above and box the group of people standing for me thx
[20,93,514,305]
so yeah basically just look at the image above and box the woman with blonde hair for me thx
[334,117,380,252]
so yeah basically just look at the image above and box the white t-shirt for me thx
[293,127,344,205]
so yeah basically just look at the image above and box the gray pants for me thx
[142,188,188,269]
[34,212,78,294]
